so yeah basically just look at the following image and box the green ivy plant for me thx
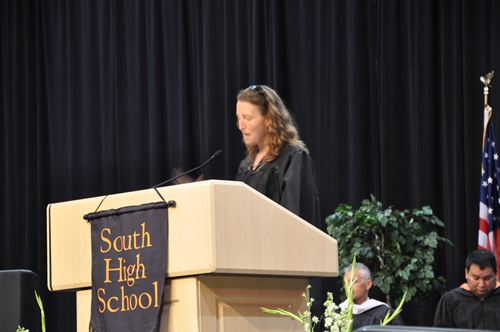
[326,195,452,307]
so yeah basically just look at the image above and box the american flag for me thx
[478,105,500,278]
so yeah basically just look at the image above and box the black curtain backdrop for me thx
[2,0,500,330]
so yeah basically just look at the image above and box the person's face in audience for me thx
[236,100,269,150]
[465,264,497,298]
[344,270,372,305]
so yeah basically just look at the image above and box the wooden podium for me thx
[47,180,338,331]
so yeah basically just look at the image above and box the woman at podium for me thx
[235,84,321,228]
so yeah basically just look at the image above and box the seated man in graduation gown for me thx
[339,263,404,330]
[433,249,500,329]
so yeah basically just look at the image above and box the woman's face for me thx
[236,100,269,149]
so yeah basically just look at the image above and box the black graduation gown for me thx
[433,286,500,330]
[236,144,321,228]
[352,305,404,330]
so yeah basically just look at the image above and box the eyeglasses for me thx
[247,85,263,92]
[242,85,268,107]
[241,84,269,112]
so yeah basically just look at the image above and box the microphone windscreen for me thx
[212,149,224,158]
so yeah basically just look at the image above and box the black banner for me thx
[84,202,169,332]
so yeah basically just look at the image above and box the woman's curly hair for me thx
[237,85,307,161]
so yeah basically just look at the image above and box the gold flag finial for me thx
[481,70,494,87]
[481,70,494,107]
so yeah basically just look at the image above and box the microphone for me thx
[152,149,223,188]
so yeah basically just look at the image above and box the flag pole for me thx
[478,70,500,279]
[481,71,495,148]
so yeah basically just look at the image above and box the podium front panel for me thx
[77,275,307,332]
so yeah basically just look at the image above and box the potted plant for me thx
[325,195,452,307]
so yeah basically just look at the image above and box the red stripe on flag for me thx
[479,218,490,233]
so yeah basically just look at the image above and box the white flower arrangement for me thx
[261,257,406,332]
